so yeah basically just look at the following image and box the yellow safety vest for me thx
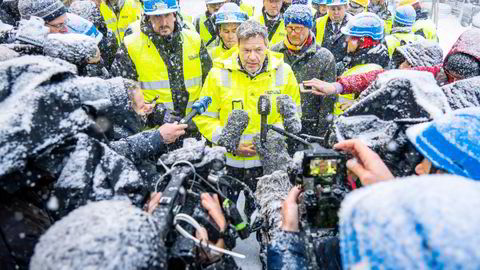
[385,32,425,58]
[333,64,383,115]
[195,14,217,48]
[124,23,203,114]
[412,19,438,42]
[100,0,142,45]
[254,13,287,46]
[239,2,254,17]
[181,11,193,23]
[194,49,301,169]
[315,14,329,46]
[383,17,393,34]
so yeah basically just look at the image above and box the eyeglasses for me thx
[46,21,67,30]
[286,26,305,33]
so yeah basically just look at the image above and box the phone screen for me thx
[309,158,338,177]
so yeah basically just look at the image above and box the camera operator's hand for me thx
[334,139,394,186]
[302,79,337,96]
[281,186,302,232]
[196,193,228,261]
[235,142,256,157]
[201,193,227,231]
[144,192,162,214]
[158,123,188,144]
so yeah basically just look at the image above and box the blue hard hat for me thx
[312,0,328,4]
[341,12,384,40]
[394,5,416,26]
[143,0,178,15]
[215,3,248,24]
[406,108,480,181]
[326,0,348,6]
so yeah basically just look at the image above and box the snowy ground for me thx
[178,1,470,269]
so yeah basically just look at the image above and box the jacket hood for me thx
[444,29,480,66]
[215,48,285,72]
[394,40,443,67]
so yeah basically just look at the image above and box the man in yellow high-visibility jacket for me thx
[253,0,288,46]
[111,0,213,147]
[194,0,226,48]
[194,20,300,217]
[98,0,143,45]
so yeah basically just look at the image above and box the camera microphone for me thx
[217,110,250,153]
[277,94,301,134]
[180,96,212,124]
[258,95,271,145]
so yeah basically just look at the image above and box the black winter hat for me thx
[18,0,67,22]
[444,53,480,79]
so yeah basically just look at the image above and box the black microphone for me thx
[180,96,212,124]
[216,110,250,153]
[276,94,301,134]
[258,95,271,146]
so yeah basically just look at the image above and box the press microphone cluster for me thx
[180,96,212,124]
[216,110,250,153]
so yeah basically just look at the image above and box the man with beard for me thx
[111,0,213,149]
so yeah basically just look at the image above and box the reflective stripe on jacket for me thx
[385,32,425,58]
[100,0,142,44]
[333,63,383,115]
[124,23,203,114]
[254,13,287,46]
[194,49,301,169]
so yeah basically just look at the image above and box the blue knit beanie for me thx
[283,4,313,29]
[293,0,309,4]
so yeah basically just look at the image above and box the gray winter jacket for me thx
[271,34,336,138]
[392,40,443,68]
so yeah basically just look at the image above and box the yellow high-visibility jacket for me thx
[333,63,383,115]
[195,14,217,48]
[239,2,255,17]
[124,23,203,114]
[194,49,301,169]
[412,19,438,42]
[100,0,142,44]
[208,42,237,61]
[254,12,287,46]
[385,32,425,58]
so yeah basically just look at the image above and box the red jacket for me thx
[338,65,443,94]
[444,29,480,66]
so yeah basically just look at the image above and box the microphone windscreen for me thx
[253,130,296,175]
[255,171,292,230]
[217,110,249,153]
[258,94,271,115]
[277,95,301,134]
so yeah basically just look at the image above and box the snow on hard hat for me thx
[341,12,384,40]
[327,0,348,6]
[143,0,178,16]
[215,2,248,24]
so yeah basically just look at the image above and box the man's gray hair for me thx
[236,19,269,45]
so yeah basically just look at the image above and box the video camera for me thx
[151,139,254,269]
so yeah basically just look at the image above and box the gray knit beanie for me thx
[18,0,67,22]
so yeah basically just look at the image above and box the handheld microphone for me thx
[258,95,271,146]
[277,94,301,134]
[180,96,212,124]
[217,110,250,153]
